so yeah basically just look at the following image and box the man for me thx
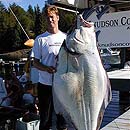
[32,5,67,130]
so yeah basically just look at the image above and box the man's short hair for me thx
[44,5,59,16]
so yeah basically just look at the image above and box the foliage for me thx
[59,9,76,33]
[0,2,75,53]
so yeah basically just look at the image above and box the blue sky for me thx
[1,0,46,11]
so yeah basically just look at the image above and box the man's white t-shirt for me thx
[32,31,66,86]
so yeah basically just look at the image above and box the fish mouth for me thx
[73,34,85,45]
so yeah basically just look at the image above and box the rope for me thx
[114,120,121,130]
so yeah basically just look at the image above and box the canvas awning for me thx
[48,0,89,9]
[48,0,130,10]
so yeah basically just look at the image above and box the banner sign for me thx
[87,10,130,48]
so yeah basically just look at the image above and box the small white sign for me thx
[87,10,130,48]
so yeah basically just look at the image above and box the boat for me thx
[100,48,121,65]
[0,49,31,61]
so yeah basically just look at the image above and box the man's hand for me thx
[46,66,56,73]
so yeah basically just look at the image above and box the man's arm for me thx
[33,58,56,74]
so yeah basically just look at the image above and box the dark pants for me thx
[37,83,67,130]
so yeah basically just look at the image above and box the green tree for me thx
[59,9,76,33]
[2,27,16,51]
[0,2,9,52]
[34,5,43,36]
[27,5,35,38]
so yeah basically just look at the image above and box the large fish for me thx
[53,15,111,130]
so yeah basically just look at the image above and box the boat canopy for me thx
[48,0,89,9]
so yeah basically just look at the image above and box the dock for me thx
[101,108,130,130]
[100,69,130,130]
[100,90,130,130]
[101,65,130,129]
